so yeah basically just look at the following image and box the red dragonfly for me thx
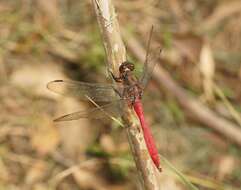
[47,28,162,171]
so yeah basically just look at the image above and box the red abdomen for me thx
[133,99,161,170]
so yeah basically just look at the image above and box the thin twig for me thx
[214,84,241,127]
[91,0,161,189]
[51,159,100,185]
[86,95,124,127]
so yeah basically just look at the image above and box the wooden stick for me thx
[91,0,161,189]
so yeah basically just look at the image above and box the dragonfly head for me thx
[119,61,135,74]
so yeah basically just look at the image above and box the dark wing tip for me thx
[53,118,60,122]
[53,116,67,122]
[46,79,64,90]
[53,79,64,82]
[53,113,76,122]
[53,118,62,122]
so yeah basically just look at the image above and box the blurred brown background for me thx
[0,0,241,189]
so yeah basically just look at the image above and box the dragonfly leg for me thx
[137,83,143,99]
[113,88,122,97]
[132,96,136,106]
[110,71,122,83]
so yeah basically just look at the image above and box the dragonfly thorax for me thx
[111,60,143,104]
[119,61,134,74]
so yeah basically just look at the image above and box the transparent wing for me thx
[53,101,122,122]
[140,26,162,90]
[47,80,120,102]
[140,49,161,89]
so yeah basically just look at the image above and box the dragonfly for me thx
[47,27,162,171]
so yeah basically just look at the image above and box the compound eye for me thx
[119,61,135,72]
[128,63,135,71]
[119,64,125,73]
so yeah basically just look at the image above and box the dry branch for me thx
[91,0,161,189]
[124,33,241,147]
